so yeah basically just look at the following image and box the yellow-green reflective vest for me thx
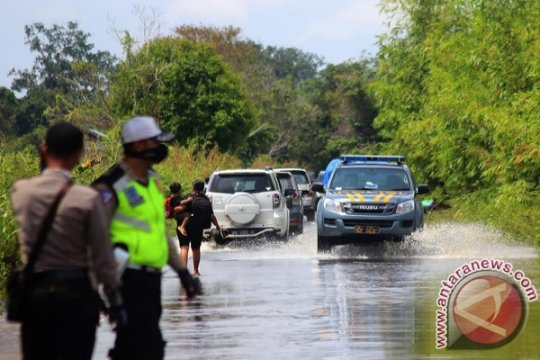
[110,174,168,268]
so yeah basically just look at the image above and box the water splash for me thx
[201,222,537,261]
[333,222,537,260]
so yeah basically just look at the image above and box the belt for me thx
[33,268,89,282]
[126,264,162,273]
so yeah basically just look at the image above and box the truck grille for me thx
[342,219,394,228]
[345,203,395,215]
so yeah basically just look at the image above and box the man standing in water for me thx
[93,116,201,360]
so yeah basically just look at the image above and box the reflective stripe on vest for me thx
[110,175,168,268]
[112,213,151,232]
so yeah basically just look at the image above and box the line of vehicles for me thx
[203,155,432,252]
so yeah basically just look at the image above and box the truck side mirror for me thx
[311,182,325,193]
[416,184,430,194]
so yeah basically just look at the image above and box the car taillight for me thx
[273,193,280,208]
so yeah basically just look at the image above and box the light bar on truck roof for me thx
[340,155,405,164]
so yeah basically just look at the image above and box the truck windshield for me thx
[291,171,310,185]
[329,167,411,191]
[277,174,295,190]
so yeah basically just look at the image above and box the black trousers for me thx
[21,274,101,360]
[109,268,165,360]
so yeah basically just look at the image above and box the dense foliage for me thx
[7,22,118,135]
[372,0,540,198]
[109,37,255,153]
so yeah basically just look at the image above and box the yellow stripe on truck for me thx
[353,192,365,202]
[383,193,395,203]
[345,193,356,202]
[374,192,385,202]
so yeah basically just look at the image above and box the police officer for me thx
[93,116,200,360]
[10,122,123,360]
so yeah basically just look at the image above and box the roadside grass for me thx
[0,149,39,296]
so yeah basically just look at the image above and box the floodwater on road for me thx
[2,222,539,359]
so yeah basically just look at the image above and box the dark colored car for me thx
[277,171,304,234]
[275,168,317,221]
[312,155,430,252]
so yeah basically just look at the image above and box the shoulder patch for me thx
[99,189,114,204]
[92,164,124,187]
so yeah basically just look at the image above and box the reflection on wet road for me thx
[94,222,539,359]
[2,222,539,359]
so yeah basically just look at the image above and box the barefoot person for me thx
[177,179,221,276]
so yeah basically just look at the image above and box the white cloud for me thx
[304,0,383,42]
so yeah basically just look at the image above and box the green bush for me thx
[0,148,40,294]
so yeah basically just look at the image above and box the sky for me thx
[0,0,386,89]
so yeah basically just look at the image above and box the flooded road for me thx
[2,222,539,359]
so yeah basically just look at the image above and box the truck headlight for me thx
[324,199,345,214]
[395,199,415,214]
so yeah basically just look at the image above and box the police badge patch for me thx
[100,190,113,204]
[124,186,144,207]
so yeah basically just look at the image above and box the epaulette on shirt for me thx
[92,164,125,205]
[92,164,125,189]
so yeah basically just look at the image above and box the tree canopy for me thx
[7,22,118,135]
[109,36,255,153]
[372,0,540,195]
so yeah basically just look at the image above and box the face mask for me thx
[126,143,169,164]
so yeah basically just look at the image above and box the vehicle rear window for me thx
[329,167,411,191]
[209,174,275,194]
[290,171,310,185]
[277,174,295,190]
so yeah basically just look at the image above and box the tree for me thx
[9,22,117,133]
[10,22,116,94]
[0,87,18,137]
[14,88,55,135]
[109,36,255,153]
[371,0,540,194]
[175,25,260,75]
[298,59,379,171]
[259,46,324,84]
[174,25,328,166]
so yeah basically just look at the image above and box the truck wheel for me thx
[278,227,290,242]
[317,235,331,253]
[296,221,304,235]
